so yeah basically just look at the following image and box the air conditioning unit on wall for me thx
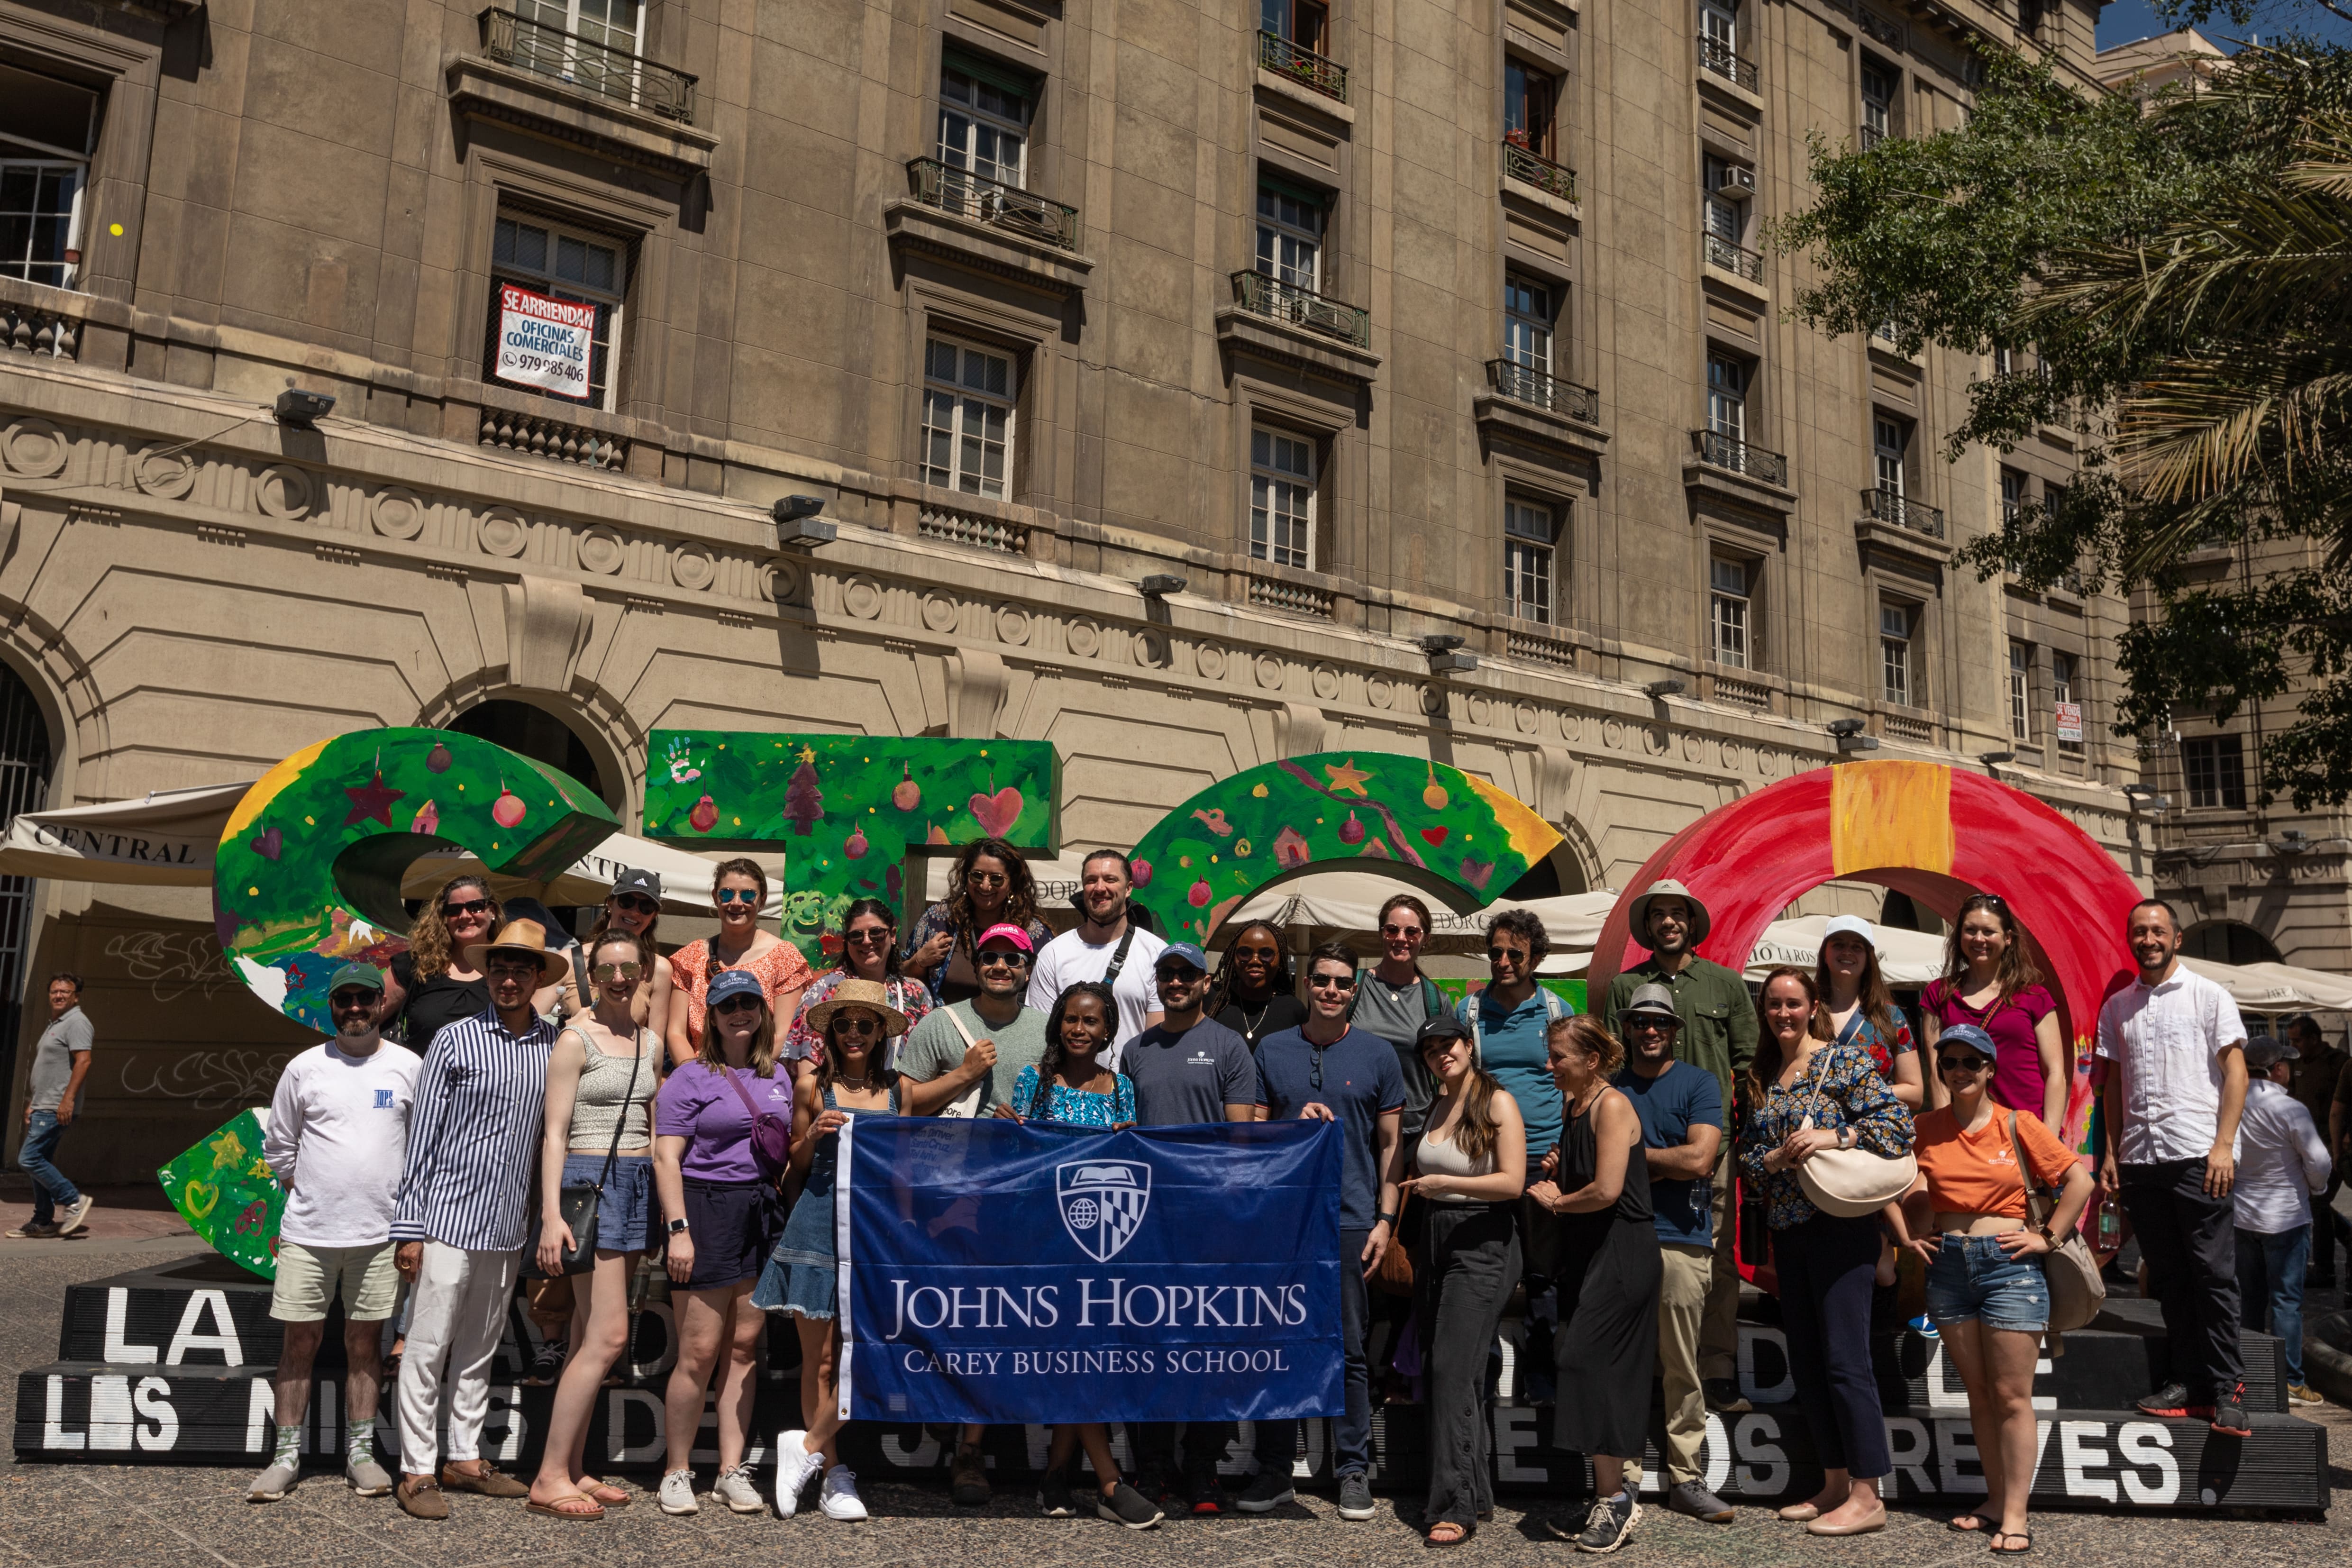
[1715,165,1758,199]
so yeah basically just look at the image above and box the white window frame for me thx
[1504,274,1552,374]
[2008,640,2033,743]
[0,64,100,293]
[1879,601,1914,707]
[1873,415,1908,496]
[1256,185,1324,292]
[1701,0,1738,55]
[1999,467,2026,527]
[1702,155,1744,247]
[1707,355,1747,442]
[1250,426,1317,570]
[517,0,646,50]
[1710,556,1752,669]
[490,210,629,412]
[1503,499,1556,624]
[921,335,1019,499]
[2051,650,2083,755]
[2182,734,2244,810]
[1860,57,1896,146]
[938,62,1033,190]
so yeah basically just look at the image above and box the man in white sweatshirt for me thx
[2233,1034,2334,1406]
[250,963,422,1502]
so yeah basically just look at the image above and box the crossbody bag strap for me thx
[593,1032,645,1192]
[1100,924,1139,986]
[2006,1110,2054,1228]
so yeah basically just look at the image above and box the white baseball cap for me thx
[1823,914,1876,948]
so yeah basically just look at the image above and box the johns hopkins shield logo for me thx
[1056,1160,1151,1261]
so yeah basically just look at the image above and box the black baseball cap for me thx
[611,867,662,900]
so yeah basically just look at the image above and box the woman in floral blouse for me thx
[1739,965,1913,1539]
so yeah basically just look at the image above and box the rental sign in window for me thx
[492,282,595,400]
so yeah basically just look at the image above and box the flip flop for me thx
[1425,1522,1470,1547]
[1991,1531,2034,1554]
[1952,1513,1999,1532]
[525,1492,606,1521]
[582,1479,630,1507]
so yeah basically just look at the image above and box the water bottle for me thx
[2096,1190,2123,1250]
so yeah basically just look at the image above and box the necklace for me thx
[1240,1001,1270,1039]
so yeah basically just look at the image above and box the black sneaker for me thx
[2212,1382,2253,1437]
[1233,1469,1295,1513]
[1336,1472,1374,1520]
[1667,1479,1734,1522]
[525,1338,567,1385]
[2134,1380,2192,1417]
[1039,1469,1076,1518]
[1131,1468,1172,1508]
[1576,1492,1641,1554]
[1182,1469,1226,1515]
[1098,1481,1164,1530]
[1703,1377,1751,1413]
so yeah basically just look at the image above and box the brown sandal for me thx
[581,1479,630,1507]
[1425,1521,1470,1547]
[525,1492,606,1521]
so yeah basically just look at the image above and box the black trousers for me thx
[1775,1212,1890,1479]
[2119,1158,2245,1397]
[2315,1169,2344,1278]
[1415,1203,1519,1530]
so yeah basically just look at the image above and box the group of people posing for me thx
[242,839,2323,1554]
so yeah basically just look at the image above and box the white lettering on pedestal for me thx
[2117,1422,2179,1504]
[134,1378,178,1450]
[245,1376,273,1452]
[1886,1417,1933,1495]
[1495,1406,1544,1482]
[1935,1418,1988,1495]
[43,1375,85,1450]
[164,1290,242,1367]
[1703,1414,1732,1494]
[89,1376,133,1450]
[1738,1327,1795,1405]
[2059,1421,2118,1502]
[882,1428,941,1467]
[1734,1414,1788,1495]
[103,1289,159,1363]
[605,1388,665,1464]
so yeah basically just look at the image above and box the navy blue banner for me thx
[838,1117,1343,1425]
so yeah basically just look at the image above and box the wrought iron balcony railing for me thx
[906,158,1081,251]
[1231,270,1370,347]
[478,6,697,123]
[1486,359,1599,424]
[1698,36,1759,92]
[1860,123,1886,150]
[1259,30,1348,102]
[1502,141,1577,203]
[1704,232,1765,283]
[1864,485,1946,539]
[1691,428,1787,488]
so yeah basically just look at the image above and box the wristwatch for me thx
[666,1217,690,1235]
[1837,1126,1856,1150]
[2034,1222,2055,1244]
[1376,1210,1399,1228]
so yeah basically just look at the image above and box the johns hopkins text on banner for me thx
[838,1118,1342,1426]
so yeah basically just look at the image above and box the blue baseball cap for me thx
[1935,1022,1997,1062]
[1155,941,1211,976]
[705,968,766,1010]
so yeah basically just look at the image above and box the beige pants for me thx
[1700,1142,1740,1382]
[1651,1243,1714,1486]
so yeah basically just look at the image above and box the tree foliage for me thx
[1775,44,2352,807]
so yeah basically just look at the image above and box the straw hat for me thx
[806,976,911,1038]
[462,917,569,983]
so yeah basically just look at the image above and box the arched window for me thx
[0,659,56,1102]
[2179,920,2281,967]
[447,700,612,807]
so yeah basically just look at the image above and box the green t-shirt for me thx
[897,998,1051,1114]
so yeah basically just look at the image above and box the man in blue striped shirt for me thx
[388,919,565,1520]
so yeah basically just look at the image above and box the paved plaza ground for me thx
[3,1214,2347,1568]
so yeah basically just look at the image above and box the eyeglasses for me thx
[1937,1054,1991,1075]
[831,1014,882,1035]
[1487,946,1529,964]
[715,888,760,905]
[1308,973,1356,992]
[612,893,658,915]
[844,927,892,945]
[330,990,376,1010]
[590,962,643,982]
[485,960,542,979]
[975,949,1030,970]
[966,869,1009,887]
[443,898,491,918]
[711,994,764,1015]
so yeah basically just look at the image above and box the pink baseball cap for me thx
[975,922,1035,954]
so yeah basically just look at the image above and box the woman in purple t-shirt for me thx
[1919,894,2066,1130]
[651,967,792,1517]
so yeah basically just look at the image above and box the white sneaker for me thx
[658,1468,698,1515]
[819,1464,867,1522]
[713,1462,764,1514]
[773,1431,824,1518]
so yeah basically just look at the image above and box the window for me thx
[2182,734,2246,810]
[1707,355,1747,442]
[1504,274,1552,375]
[1262,0,1329,51]
[0,64,100,290]
[517,0,643,53]
[1991,344,2015,377]
[489,211,627,410]
[921,336,1017,498]
[1504,499,1556,623]
[939,56,1033,189]
[1505,58,1560,159]
[1256,182,1324,292]
[1879,601,1914,706]
[2008,640,2033,743]
[2051,650,2083,755]
[1250,428,1317,569]
[1701,0,1738,57]
[1999,467,2027,527]
[1711,556,1752,669]
[1702,155,1744,247]
[1860,57,1897,147]
[1873,416,1909,496]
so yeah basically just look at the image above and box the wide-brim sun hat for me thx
[1625,878,1712,948]
[461,917,570,983]
[807,975,912,1038]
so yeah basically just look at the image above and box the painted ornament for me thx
[1187,878,1212,908]
[1338,810,1366,845]
[1422,760,1449,811]
[846,826,870,859]
[690,794,720,833]
[492,786,527,829]
[426,742,453,774]
[410,800,439,837]
[892,763,921,811]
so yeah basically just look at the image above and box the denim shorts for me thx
[1924,1232,2051,1333]
[560,1152,655,1254]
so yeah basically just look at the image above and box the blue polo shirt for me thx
[1256,1025,1405,1231]
[1613,1061,1723,1247]
[1455,987,1571,1177]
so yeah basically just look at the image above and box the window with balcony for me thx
[1707,354,1747,444]
[1711,556,1753,669]
[1860,56,1897,148]
[0,64,99,291]
[2052,650,2083,755]
[1250,427,1317,570]
[1703,155,1745,249]
[488,210,627,411]
[2009,640,2033,743]
[1504,499,1556,623]
[1873,415,1909,498]
[1263,0,1329,53]
[939,56,1032,190]
[483,2,695,121]
[1879,600,1915,707]
[921,336,1018,499]
[1999,466,2027,527]
[1260,0,1345,100]
[2182,734,2245,810]
[1504,274,1552,377]
[1256,180,1324,292]
[1505,58,1560,160]
[1700,0,1741,72]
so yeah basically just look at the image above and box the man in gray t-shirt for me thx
[1126,944,1259,1128]
[13,973,95,1237]
[899,923,1051,1118]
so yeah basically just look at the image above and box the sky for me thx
[2095,0,2352,51]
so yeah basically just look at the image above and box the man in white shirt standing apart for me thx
[2096,898,2252,1437]
[1026,849,1164,1063]
[250,962,422,1503]
[2231,1034,2332,1406]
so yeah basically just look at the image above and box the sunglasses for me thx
[590,962,643,982]
[711,994,764,1015]
[966,869,1009,887]
[1156,967,1205,985]
[844,927,893,945]
[1487,946,1529,963]
[330,989,377,1010]
[1309,973,1356,992]
[1626,1017,1677,1034]
[612,893,658,915]
[1381,923,1424,939]
[1233,944,1281,962]
[443,898,492,918]
[1937,1054,1991,1074]
[715,888,760,905]
[975,948,1030,969]
[831,1014,882,1034]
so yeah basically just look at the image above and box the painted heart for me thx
[1420,827,1449,848]
[250,827,282,860]
[182,1179,219,1220]
[968,787,1024,839]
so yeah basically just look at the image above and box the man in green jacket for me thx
[1602,879,1757,1413]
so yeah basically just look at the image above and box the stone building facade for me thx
[0,0,2139,1179]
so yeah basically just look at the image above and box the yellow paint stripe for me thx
[1464,773,1563,865]
[221,738,331,841]
[1830,760,1953,875]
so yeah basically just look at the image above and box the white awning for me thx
[2182,957,2352,1015]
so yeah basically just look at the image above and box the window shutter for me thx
[942,46,1037,103]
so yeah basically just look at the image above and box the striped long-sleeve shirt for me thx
[389,1006,555,1251]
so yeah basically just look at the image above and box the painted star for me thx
[1323,757,1373,796]
[342,769,407,827]
[208,1129,246,1171]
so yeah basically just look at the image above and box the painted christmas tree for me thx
[783,746,824,837]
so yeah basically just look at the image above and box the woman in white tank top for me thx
[1400,1018,1528,1546]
